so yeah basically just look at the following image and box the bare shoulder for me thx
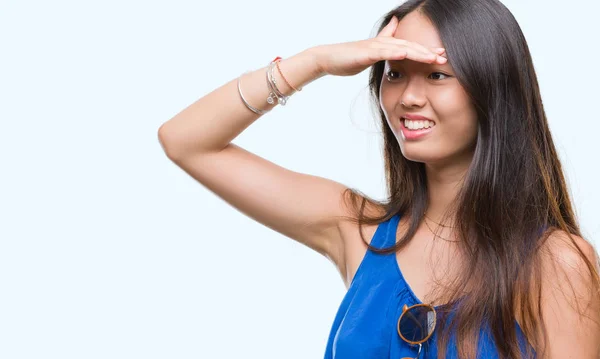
[539,229,600,291]
[542,229,598,267]
[535,229,600,357]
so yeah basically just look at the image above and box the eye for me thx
[429,72,451,80]
[385,70,452,82]
[385,70,402,82]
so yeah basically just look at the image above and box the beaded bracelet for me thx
[266,60,289,105]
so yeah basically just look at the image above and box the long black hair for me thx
[337,0,600,357]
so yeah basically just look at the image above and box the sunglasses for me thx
[397,303,437,359]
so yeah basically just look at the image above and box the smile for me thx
[400,118,435,140]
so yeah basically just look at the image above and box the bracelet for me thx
[238,57,297,114]
[274,57,302,92]
[266,61,289,106]
[237,71,270,115]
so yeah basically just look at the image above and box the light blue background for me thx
[1,0,598,358]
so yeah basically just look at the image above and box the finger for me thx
[380,45,445,64]
[427,47,447,63]
[401,42,447,63]
[433,49,447,63]
[377,34,447,64]
[378,41,440,63]
[380,37,440,60]
[377,16,398,38]
[407,41,444,60]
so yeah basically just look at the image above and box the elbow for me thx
[157,124,180,161]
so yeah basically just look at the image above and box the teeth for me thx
[403,118,435,130]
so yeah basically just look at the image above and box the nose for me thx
[399,79,427,108]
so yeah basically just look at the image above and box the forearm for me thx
[158,47,325,159]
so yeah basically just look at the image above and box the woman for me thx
[158,0,600,357]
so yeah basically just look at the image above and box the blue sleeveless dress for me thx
[323,212,535,358]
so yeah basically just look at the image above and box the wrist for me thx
[275,48,326,95]
[304,46,327,79]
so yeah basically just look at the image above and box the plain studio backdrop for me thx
[1,0,599,358]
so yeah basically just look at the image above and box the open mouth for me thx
[399,117,435,140]
[401,117,436,130]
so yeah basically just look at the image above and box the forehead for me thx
[393,10,443,49]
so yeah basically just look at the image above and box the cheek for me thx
[440,111,478,149]
[379,90,398,128]
[432,90,477,132]
[379,86,394,114]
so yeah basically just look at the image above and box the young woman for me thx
[158,0,600,357]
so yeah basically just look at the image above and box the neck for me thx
[424,151,474,226]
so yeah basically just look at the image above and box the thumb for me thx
[377,16,398,38]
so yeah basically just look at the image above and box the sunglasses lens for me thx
[398,305,436,343]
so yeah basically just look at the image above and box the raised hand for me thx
[313,16,447,77]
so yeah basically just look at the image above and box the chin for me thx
[399,142,436,163]
[399,149,432,164]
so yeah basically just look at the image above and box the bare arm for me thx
[157,18,446,276]
[157,48,351,271]
[536,232,600,358]
[158,49,324,156]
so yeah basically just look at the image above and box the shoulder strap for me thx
[369,212,401,249]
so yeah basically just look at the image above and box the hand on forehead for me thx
[392,11,445,52]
